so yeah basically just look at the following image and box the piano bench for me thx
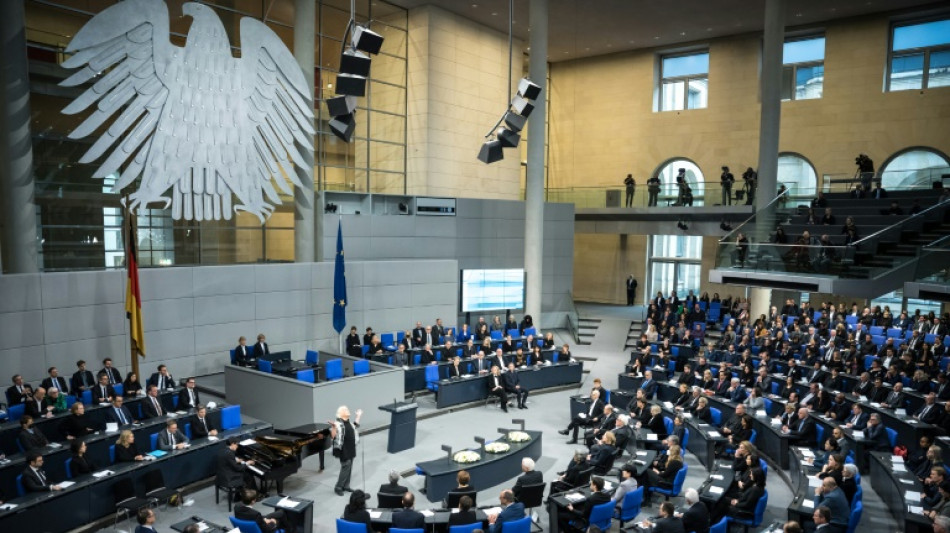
[215,484,240,512]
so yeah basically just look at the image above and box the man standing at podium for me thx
[331,405,363,496]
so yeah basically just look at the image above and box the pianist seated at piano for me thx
[115,430,146,462]
[191,405,219,439]
[218,436,258,495]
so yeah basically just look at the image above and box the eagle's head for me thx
[181,2,230,55]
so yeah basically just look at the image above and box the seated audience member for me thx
[236,488,294,533]
[25,387,50,419]
[22,450,63,492]
[341,490,373,533]
[254,334,270,358]
[157,419,189,451]
[391,491,426,529]
[345,327,362,357]
[392,345,410,367]
[449,495,478,526]
[589,431,617,475]
[69,439,96,477]
[148,364,175,390]
[379,470,409,495]
[142,385,167,418]
[235,336,255,366]
[504,362,530,409]
[558,476,611,533]
[641,444,684,493]
[513,457,543,501]
[678,488,710,533]
[18,415,49,451]
[217,436,257,493]
[640,501,686,533]
[552,450,590,493]
[448,356,465,378]
[612,465,639,508]
[865,413,892,452]
[488,489,525,533]
[7,374,33,405]
[727,467,765,521]
[841,464,859,505]
[123,371,143,397]
[101,358,122,385]
[586,404,617,447]
[91,373,116,405]
[115,430,145,462]
[453,469,477,498]
[560,389,605,443]
[41,366,69,395]
[783,407,817,447]
[813,478,850,531]
[106,395,136,426]
[71,360,96,397]
[135,508,159,533]
[488,366,509,412]
[177,377,200,410]
[418,344,436,365]
[61,402,95,439]
[366,335,384,356]
[191,405,219,439]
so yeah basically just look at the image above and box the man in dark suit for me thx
[235,488,293,533]
[142,385,167,419]
[641,501,687,533]
[71,360,96,397]
[217,436,257,492]
[641,370,658,399]
[411,322,425,347]
[177,377,200,410]
[5,374,32,405]
[678,489,710,533]
[557,477,612,532]
[21,451,63,492]
[100,358,122,385]
[852,372,873,398]
[813,478,850,531]
[916,393,942,424]
[135,508,159,533]
[254,334,270,358]
[91,373,116,404]
[105,396,136,426]
[378,470,409,495]
[17,416,49,451]
[461,339,477,358]
[503,363,529,409]
[25,387,49,419]
[40,367,69,395]
[843,404,869,430]
[234,336,254,366]
[488,366,509,412]
[586,404,617,447]
[512,457,543,502]
[785,407,817,447]
[191,405,218,439]
[865,414,892,452]
[488,489,525,533]
[432,319,446,341]
[158,419,189,451]
[148,365,175,391]
[880,382,905,410]
[826,393,851,422]
[936,373,950,401]
[560,390,604,444]
[391,491,426,529]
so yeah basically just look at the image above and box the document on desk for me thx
[565,493,587,503]
[58,481,76,489]
[801,499,814,509]
[910,505,924,515]
[277,497,299,509]
[604,481,614,491]
[92,470,113,478]
[194,522,210,532]
[0,503,17,511]
[239,438,257,446]
[636,451,648,456]
[484,507,502,515]
[905,491,921,502]
[707,431,721,437]
[901,478,915,485]
[808,477,821,487]
[708,486,724,495]
[421,510,434,517]
[646,433,659,440]
[682,413,692,419]
[892,455,905,463]
[369,511,382,519]
[663,402,674,409]
[893,463,907,472]
[710,474,724,480]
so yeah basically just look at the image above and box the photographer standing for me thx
[647,175,661,207]
[624,174,636,207]
[720,166,734,205]
[742,167,757,205]
[330,405,362,496]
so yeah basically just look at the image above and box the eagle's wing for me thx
[60,0,173,193]
[238,17,315,214]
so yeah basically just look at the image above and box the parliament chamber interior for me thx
[1,0,950,532]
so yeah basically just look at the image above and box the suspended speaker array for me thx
[478,78,542,164]
[328,25,385,142]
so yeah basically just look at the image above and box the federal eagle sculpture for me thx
[60,0,314,222]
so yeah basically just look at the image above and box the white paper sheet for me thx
[905,491,921,502]
[802,499,814,509]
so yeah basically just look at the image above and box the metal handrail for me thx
[717,188,791,243]
[851,196,950,247]
[565,290,581,345]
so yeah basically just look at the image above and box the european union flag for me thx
[333,220,347,333]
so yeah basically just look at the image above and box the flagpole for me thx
[123,201,141,380]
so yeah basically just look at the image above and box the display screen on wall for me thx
[460,269,525,312]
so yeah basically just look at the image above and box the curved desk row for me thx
[436,362,583,409]
[869,450,933,533]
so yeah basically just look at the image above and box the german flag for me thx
[125,211,145,357]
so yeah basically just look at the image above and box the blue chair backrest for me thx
[66,395,77,409]
[449,523,482,533]
[150,432,160,451]
[709,407,721,426]
[710,516,728,533]
[816,425,824,447]
[354,360,370,375]
[490,330,503,340]
[864,356,878,370]
[296,369,315,383]
[771,382,780,395]
[361,345,370,356]
[81,390,92,405]
[221,405,242,430]
[184,422,191,439]
[326,359,343,380]
[64,458,73,479]
[258,359,273,373]
[682,427,689,451]
[886,427,897,449]
[847,500,863,533]
[525,327,537,337]
[762,398,772,415]
[113,383,124,396]
[752,489,768,526]
[425,365,440,383]
[507,329,520,338]
[501,516,531,533]
[760,458,768,477]
[381,333,395,348]
[230,516,265,533]
[671,463,687,494]
[306,350,319,365]
[749,429,757,445]
[7,403,25,422]
[109,445,116,464]
[925,333,938,345]
[413,354,422,365]
[941,357,950,373]
[391,529,425,533]
[853,485,863,505]
[337,519,369,533]
[619,486,644,521]
[230,349,237,364]
[16,474,24,496]
[663,417,674,436]
[587,500,614,530]
[869,326,884,336]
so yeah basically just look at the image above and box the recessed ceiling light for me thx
[471,3,478,7]
[795,12,803,17]
[706,27,713,32]
[585,47,590,51]
[680,32,686,36]
[629,40,636,44]
[491,12,497,16]
[654,36,660,40]
[526,46,531,51]
[606,44,612,48]
[563,51,569,54]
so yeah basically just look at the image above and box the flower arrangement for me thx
[507,431,531,443]
[453,450,480,463]
[484,442,510,453]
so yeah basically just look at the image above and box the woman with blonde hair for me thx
[114,429,145,462]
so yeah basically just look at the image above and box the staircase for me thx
[576,317,600,345]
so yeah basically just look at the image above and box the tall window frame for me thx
[648,235,703,301]
[782,35,825,101]
[658,51,709,112]
[887,17,950,92]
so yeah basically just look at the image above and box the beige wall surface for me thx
[563,12,950,303]
[407,5,524,199]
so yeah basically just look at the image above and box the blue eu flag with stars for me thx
[333,220,346,334]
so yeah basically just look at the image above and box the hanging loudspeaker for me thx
[327,95,357,117]
[335,74,367,97]
[497,128,520,148]
[329,114,356,142]
[352,26,384,55]
[477,140,504,164]
[340,49,371,77]
[517,78,541,100]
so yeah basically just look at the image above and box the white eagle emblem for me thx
[60,0,314,222]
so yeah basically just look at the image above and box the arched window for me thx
[654,158,706,206]
[880,148,950,190]
[777,153,818,199]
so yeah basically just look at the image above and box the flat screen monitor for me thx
[460,269,525,312]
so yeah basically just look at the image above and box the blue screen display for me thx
[460,269,525,312]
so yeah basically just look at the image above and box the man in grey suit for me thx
[813,478,850,531]
[157,419,189,451]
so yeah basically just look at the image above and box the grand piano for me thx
[238,423,331,494]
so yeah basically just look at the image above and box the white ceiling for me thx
[383,0,946,61]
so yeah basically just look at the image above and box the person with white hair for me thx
[935,514,950,533]
[677,487,710,533]
[330,405,363,496]
[512,457,542,501]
